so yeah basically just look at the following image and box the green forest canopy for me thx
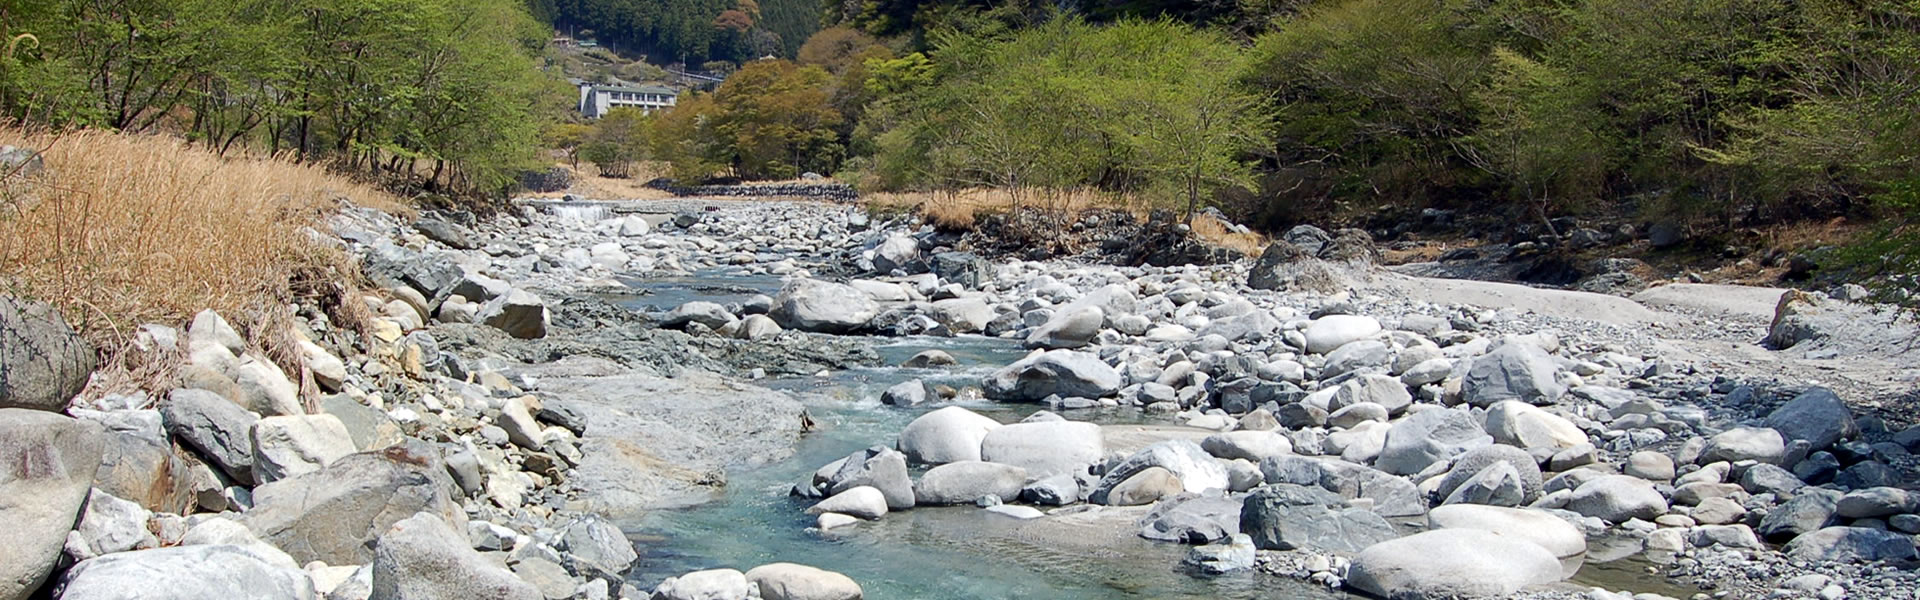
[0,0,568,194]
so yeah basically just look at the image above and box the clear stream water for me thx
[610,270,1688,600]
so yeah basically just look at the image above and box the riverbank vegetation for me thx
[0,0,562,196]
[0,127,405,362]
[597,0,1917,302]
[632,1,1917,230]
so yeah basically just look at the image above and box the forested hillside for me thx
[581,0,1916,298]
[528,0,822,66]
[0,0,563,194]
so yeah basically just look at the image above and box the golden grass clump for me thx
[867,187,1126,230]
[1189,212,1269,256]
[0,127,407,371]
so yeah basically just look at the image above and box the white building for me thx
[578,83,678,118]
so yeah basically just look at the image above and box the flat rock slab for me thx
[535,371,806,517]
[1630,283,1787,321]
[1369,273,1666,326]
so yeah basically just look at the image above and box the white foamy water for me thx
[546,203,611,221]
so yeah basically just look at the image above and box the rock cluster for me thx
[681,204,1920,600]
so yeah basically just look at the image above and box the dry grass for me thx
[1190,213,1269,256]
[0,127,407,390]
[523,161,677,201]
[867,187,1131,230]
[1761,216,1868,253]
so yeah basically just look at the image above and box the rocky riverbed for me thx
[2,195,1917,600]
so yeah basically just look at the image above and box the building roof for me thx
[585,83,677,96]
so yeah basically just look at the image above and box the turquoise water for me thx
[616,270,788,312]
[611,272,1684,600]
[621,332,1346,599]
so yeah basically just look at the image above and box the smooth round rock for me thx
[1348,529,1565,599]
[1428,504,1588,558]
[1566,475,1668,523]
[744,563,863,600]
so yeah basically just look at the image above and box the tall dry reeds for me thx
[0,127,407,388]
[866,187,1128,230]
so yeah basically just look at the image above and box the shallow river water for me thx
[611,271,1691,600]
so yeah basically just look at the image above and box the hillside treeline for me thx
[0,0,562,194]
[620,0,1917,242]
[528,0,824,65]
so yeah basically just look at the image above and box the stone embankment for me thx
[645,179,858,202]
[3,194,1916,600]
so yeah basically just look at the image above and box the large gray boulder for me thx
[1565,475,1668,523]
[250,414,356,484]
[1374,408,1492,476]
[771,279,879,333]
[895,407,1000,465]
[652,569,749,600]
[89,427,195,514]
[982,350,1122,402]
[1758,488,1842,541]
[1700,427,1786,465]
[557,515,638,579]
[652,569,751,600]
[160,388,258,485]
[1302,315,1381,354]
[1139,493,1243,544]
[1247,241,1346,294]
[978,420,1104,478]
[1427,504,1586,558]
[744,563,862,600]
[926,298,993,334]
[53,545,315,600]
[872,234,921,274]
[1199,431,1292,463]
[914,461,1028,505]
[1783,526,1919,563]
[1104,467,1183,506]
[1089,440,1229,504]
[806,486,888,520]
[1239,484,1397,553]
[370,513,539,600]
[1348,529,1565,599]
[228,357,302,417]
[67,489,158,559]
[930,252,994,289]
[1261,455,1428,518]
[1023,306,1103,350]
[478,289,550,339]
[0,295,97,411]
[1,409,104,600]
[243,446,463,565]
[1435,445,1544,505]
[662,301,738,330]
[1461,342,1565,407]
[413,218,478,250]
[1764,387,1857,451]
[824,447,915,510]
[1484,401,1587,451]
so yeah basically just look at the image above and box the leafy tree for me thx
[1244,0,1490,208]
[868,18,1269,217]
[580,109,650,177]
[0,0,560,196]
[1465,48,1613,231]
[546,122,595,169]
[707,59,844,178]
[649,91,728,180]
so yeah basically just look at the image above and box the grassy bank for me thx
[0,128,407,383]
